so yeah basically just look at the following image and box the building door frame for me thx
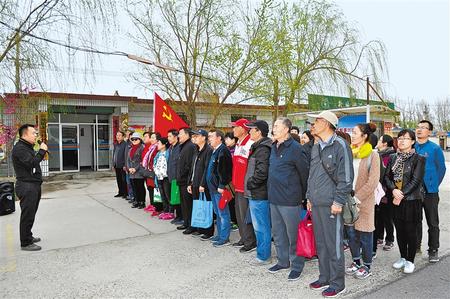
[60,123,80,172]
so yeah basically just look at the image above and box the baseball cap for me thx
[307,111,339,128]
[191,129,208,137]
[130,132,142,140]
[230,118,250,129]
[245,120,269,136]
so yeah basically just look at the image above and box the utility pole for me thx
[14,33,20,93]
[366,77,370,123]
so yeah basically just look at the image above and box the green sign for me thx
[308,94,395,111]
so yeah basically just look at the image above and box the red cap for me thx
[230,118,250,129]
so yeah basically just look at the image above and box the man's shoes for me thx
[288,270,301,281]
[114,194,122,198]
[210,235,220,242]
[322,287,346,298]
[176,225,188,230]
[191,231,202,238]
[268,264,289,273]
[212,240,231,247]
[354,266,372,279]
[251,258,272,266]
[32,237,41,243]
[232,240,245,247]
[200,234,214,241]
[383,241,394,251]
[239,245,256,254]
[121,195,127,199]
[131,202,140,208]
[182,227,194,235]
[345,262,360,275]
[137,203,145,209]
[21,243,42,251]
[429,250,439,263]
[309,280,329,291]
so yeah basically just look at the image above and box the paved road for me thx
[0,163,449,298]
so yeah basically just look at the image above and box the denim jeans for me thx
[346,225,373,266]
[211,191,231,242]
[249,199,272,261]
[126,173,134,199]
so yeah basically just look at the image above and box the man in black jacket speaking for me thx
[12,124,48,251]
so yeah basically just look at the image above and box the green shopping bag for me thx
[170,179,180,205]
[154,188,162,203]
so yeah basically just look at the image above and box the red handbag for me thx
[218,189,233,210]
[296,211,317,258]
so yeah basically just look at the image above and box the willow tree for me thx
[127,0,273,127]
[251,0,388,118]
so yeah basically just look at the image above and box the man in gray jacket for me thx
[306,111,353,298]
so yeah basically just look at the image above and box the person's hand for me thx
[393,197,402,206]
[39,142,48,151]
[199,186,205,193]
[306,200,312,211]
[393,189,404,201]
[331,203,343,215]
[187,185,192,194]
[217,188,224,194]
[129,168,135,174]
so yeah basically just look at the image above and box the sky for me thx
[19,0,450,103]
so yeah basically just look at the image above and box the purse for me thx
[296,211,317,258]
[318,147,359,225]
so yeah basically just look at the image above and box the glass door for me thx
[96,124,110,170]
[48,124,60,171]
[61,125,79,171]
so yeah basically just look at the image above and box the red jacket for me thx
[232,134,253,192]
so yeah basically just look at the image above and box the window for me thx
[231,114,257,122]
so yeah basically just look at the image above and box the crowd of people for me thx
[111,111,446,298]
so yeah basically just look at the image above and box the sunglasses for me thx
[130,138,139,141]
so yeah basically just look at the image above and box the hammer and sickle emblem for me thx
[162,105,173,121]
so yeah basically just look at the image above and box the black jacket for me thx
[206,143,232,191]
[384,152,425,201]
[113,141,127,168]
[176,139,196,186]
[244,137,272,199]
[167,142,180,182]
[12,139,47,183]
[189,144,213,200]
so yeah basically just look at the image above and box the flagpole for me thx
[153,91,156,131]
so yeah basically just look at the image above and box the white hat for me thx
[307,111,339,128]
[130,132,142,140]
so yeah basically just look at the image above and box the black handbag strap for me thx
[318,146,338,186]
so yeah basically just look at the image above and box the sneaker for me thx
[210,235,220,242]
[232,240,245,247]
[231,223,239,231]
[268,264,290,273]
[21,243,42,251]
[32,237,41,243]
[429,250,439,263]
[372,252,377,260]
[144,205,156,212]
[200,234,213,241]
[309,280,329,291]
[150,211,160,216]
[345,262,360,276]
[239,245,256,254]
[354,266,372,279]
[377,239,384,247]
[343,244,350,252]
[393,258,406,269]
[251,258,272,266]
[191,231,202,238]
[212,240,230,247]
[159,213,175,220]
[288,270,301,281]
[383,241,394,251]
[403,261,415,274]
[322,287,346,298]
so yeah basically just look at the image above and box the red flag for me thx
[153,92,189,137]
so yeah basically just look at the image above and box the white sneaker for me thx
[393,258,406,269]
[403,261,415,274]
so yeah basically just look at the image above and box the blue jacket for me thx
[268,137,309,206]
[415,140,446,193]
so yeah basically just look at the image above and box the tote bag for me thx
[296,211,317,258]
[170,179,181,205]
[191,193,213,229]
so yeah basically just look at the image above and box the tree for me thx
[127,0,273,127]
[0,0,117,92]
[251,0,388,117]
[434,97,450,131]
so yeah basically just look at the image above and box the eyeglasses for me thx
[416,126,429,130]
[398,137,412,141]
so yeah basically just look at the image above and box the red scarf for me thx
[130,144,140,159]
